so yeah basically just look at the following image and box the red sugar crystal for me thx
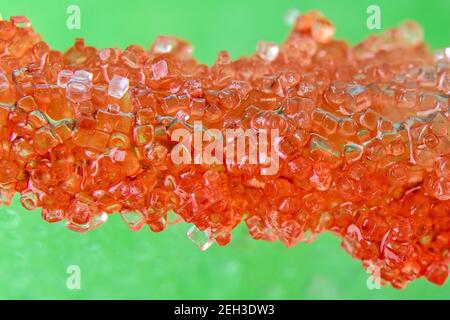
[0,11,449,288]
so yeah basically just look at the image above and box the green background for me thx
[0,0,449,299]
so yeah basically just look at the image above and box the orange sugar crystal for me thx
[0,12,449,288]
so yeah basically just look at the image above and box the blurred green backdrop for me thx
[0,0,449,299]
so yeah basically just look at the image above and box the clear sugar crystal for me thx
[256,42,279,62]
[108,75,129,99]
[57,70,74,88]
[187,226,214,251]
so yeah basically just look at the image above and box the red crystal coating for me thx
[0,12,449,288]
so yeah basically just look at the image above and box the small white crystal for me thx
[153,36,174,54]
[108,75,129,99]
[256,42,279,62]
[434,48,450,62]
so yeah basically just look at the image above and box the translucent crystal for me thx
[187,225,214,251]
[310,136,340,157]
[152,60,168,80]
[311,17,335,43]
[120,210,145,231]
[65,68,92,103]
[152,36,175,54]
[73,70,93,82]
[325,81,347,105]
[99,48,118,63]
[347,84,366,96]
[343,143,363,163]
[418,66,437,87]
[346,84,371,112]
[438,71,450,95]
[302,229,316,244]
[430,176,450,200]
[0,71,9,92]
[121,45,146,68]
[398,20,424,47]
[11,16,31,28]
[57,70,73,88]
[41,209,65,223]
[20,190,39,211]
[148,216,168,232]
[17,95,37,112]
[66,80,91,103]
[89,212,108,230]
[433,47,450,62]
[66,220,90,233]
[246,216,277,242]
[426,263,449,285]
[108,75,129,99]
[0,186,15,206]
[278,220,303,247]
[284,8,300,26]
[398,90,417,109]
[256,42,279,62]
